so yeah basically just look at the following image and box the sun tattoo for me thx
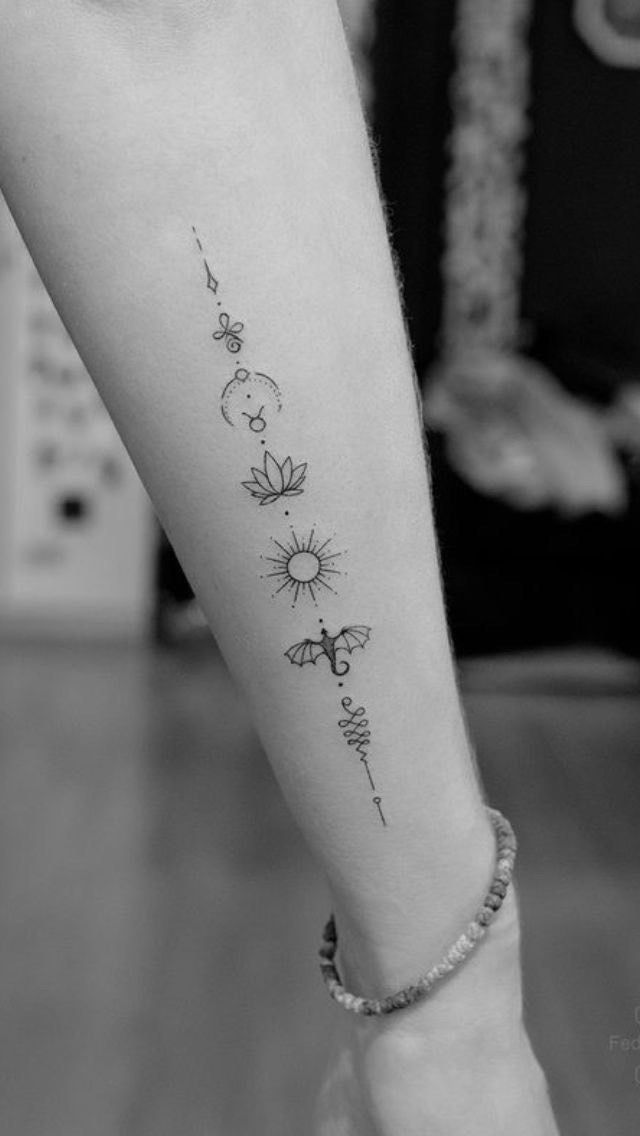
[261,528,344,606]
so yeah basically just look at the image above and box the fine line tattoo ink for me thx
[261,528,344,607]
[192,224,388,829]
[285,625,371,676]
[242,451,307,505]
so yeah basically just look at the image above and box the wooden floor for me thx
[0,641,639,1135]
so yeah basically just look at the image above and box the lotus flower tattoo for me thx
[242,451,308,506]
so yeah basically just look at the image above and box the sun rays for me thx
[261,528,344,606]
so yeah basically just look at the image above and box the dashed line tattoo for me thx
[192,226,220,297]
[191,225,386,830]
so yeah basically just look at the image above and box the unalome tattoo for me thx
[338,697,386,826]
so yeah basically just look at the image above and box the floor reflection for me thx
[0,642,638,1134]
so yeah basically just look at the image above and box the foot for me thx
[313,888,560,1136]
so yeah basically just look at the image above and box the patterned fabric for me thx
[426,0,631,516]
[372,0,640,653]
[441,0,532,357]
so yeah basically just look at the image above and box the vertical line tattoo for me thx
[190,226,385,826]
[192,225,220,296]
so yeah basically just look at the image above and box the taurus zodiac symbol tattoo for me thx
[242,406,267,432]
[221,368,282,428]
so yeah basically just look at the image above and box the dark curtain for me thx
[373,0,640,655]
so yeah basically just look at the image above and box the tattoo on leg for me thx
[261,528,344,606]
[243,451,308,506]
[285,624,371,675]
[338,696,387,827]
[221,368,282,429]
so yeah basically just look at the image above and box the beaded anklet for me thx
[319,807,517,1016]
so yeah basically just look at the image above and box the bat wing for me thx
[334,626,371,654]
[284,639,325,667]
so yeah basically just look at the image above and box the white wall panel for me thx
[0,196,153,637]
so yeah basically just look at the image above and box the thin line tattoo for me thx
[213,312,244,354]
[191,226,385,828]
[338,696,387,827]
[285,625,371,675]
[243,451,308,505]
[261,528,344,607]
[192,226,220,297]
[192,226,246,360]
[192,227,284,433]
[221,367,283,430]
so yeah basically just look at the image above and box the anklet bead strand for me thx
[319,807,517,1017]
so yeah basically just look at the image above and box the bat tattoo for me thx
[285,625,371,676]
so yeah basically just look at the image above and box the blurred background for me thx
[1,1,640,1132]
